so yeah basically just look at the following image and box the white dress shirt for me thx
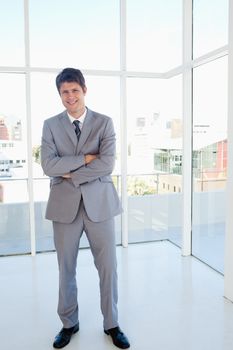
[67,107,87,131]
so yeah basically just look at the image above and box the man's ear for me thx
[83,86,87,95]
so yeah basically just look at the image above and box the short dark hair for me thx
[56,68,86,93]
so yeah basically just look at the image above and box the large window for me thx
[192,57,228,273]
[0,0,184,255]
[192,0,229,273]
[1,0,228,264]
[127,75,182,246]
[0,74,30,255]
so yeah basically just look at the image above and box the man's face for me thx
[59,81,87,118]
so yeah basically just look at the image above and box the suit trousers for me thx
[53,199,118,330]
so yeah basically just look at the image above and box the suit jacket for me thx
[41,108,122,223]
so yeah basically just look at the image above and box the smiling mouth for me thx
[67,100,78,105]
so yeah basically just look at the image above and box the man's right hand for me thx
[84,154,98,164]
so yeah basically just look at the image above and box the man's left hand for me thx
[62,173,71,178]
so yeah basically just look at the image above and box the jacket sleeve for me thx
[41,121,85,177]
[70,118,116,187]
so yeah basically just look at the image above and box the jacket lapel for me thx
[76,108,94,154]
[59,111,78,147]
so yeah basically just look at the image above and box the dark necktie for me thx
[73,120,81,141]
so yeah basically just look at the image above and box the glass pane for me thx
[192,57,228,273]
[0,74,29,255]
[127,76,182,245]
[0,180,30,255]
[31,73,121,250]
[34,178,54,252]
[0,73,28,178]
[127,0,182,72]
[0,1,25,66]
[29,0,119,70]
[193,0,228,58]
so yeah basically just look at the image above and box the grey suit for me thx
[41,108,122,329]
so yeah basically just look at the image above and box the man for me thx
[41,68,130,349]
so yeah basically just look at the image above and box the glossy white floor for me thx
[1,241,233,350]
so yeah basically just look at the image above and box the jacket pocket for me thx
[50,177,63,186]
[99,176,113,183]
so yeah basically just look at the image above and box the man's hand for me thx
[62,154,98,177]
[62,173,71,178]
[85,154,99,164]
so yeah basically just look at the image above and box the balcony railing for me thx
[0,172,226,272]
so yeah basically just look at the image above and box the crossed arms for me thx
[41,117,116,187]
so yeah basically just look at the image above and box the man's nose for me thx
[67,91,75,98]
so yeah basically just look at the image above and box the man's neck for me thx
[68,106,86,119]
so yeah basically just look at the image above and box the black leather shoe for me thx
[104,326,130,349]
[53,323,79,349]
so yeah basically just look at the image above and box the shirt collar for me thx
[67,107,87,126]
